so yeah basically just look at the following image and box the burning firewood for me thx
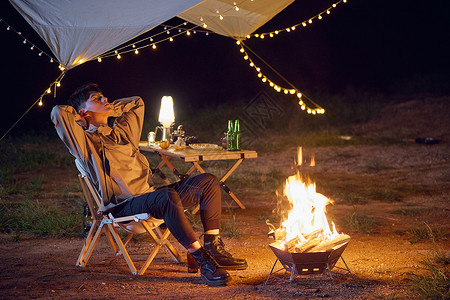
[302,229,324,240]
[307,234,350,253]
[283,236,301,251]
[295,237,322,253]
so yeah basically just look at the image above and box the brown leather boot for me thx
[204,234,248,270]
[188,247,231,286]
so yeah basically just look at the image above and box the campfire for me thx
[266,147,351,281]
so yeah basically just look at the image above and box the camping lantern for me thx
[158,96,175,142]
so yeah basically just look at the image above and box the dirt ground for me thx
[0,97,449,299]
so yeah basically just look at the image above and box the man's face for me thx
[80,92,111,116]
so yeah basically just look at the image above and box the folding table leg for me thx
[220,182,246,209]
[191,159,246,209]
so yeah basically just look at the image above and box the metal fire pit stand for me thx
[265,241,352,285]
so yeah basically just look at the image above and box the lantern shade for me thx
[158,96,175,128]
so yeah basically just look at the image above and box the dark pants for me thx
[112,173,221,248]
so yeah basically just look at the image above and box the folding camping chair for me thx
[76,174,180,275]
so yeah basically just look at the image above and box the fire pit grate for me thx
[265,240,351,284]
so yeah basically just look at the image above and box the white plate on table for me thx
[189,143,222,150]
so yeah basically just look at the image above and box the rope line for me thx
[0,72,66,143]
[240,41,322,109]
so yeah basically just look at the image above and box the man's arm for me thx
[51,105,88,159]
[108,96,145,146]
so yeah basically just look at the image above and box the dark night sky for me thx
[1,0,449,136]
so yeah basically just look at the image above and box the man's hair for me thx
[68,83,103,112]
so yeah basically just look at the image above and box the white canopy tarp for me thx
[9,0,204,69]
[178,0,294,39]
[9,0,294,70]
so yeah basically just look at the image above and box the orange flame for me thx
[296,146,302,166]
[280,172,338,243]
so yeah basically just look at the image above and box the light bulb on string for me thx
[50,58,53,63]
[169,37,173,42]
[47,88,51,94]
[97,57,102,62]
[30,45,34,50]
[134,49,139,54]
[56,82,61,87]
[7,26,10,30]
[39,52,42,56]
[152,44,156,49]
[186,31,191,36]
[117,54,121,59]
[238,42,324,115]
[23,39,26,44]
[38,98,43,106]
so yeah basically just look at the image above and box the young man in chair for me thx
[51,83,247,286]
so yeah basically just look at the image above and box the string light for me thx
[248,0,348,39]
[237,42,324,115]
[2,19,59,68]
[97,22,201,61]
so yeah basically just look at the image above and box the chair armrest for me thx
[108,213,151,223]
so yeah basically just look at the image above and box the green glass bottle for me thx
[227,120,233,151]
[232,119,241,151]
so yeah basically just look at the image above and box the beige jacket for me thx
[51,97,154,212]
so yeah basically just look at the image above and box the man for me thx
[51,83,247,286]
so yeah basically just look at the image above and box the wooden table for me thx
[139,142,257,209]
